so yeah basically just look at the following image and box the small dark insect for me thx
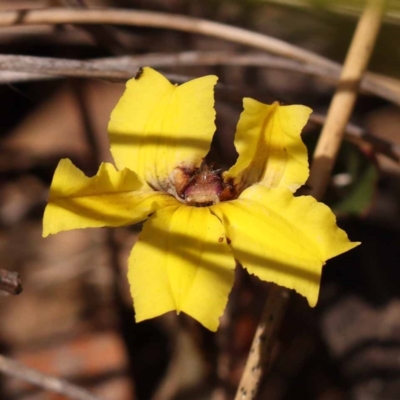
[135,67,144,80]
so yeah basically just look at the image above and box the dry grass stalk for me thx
[0,354,104,400]
[0,8,398,104]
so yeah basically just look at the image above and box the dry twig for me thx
[0,354,104,400]
[0,52,399,164]
[0,52,397,163]
[0,51,389,92]
[0,52,340,81]
[308,0,386,200]
[234,285,290,400]
[234,0,385,398]
[310,113,400,164]
[0,8,398,104]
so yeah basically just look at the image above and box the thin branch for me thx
[0,51,355,81]
[0,70,54,82]
[0,8,361,68]
[0,54,130,80]
[0,52,334,80]
[0,52,341,87]
[0,50,399,109]
[233,285,290,400]
[0,53,397,164]
[0,8,398,105]
[234,1,386,398]
[308,0,386,200]
[0,269,22,295]
[0,354,104,400]
[0,56,396,168]
[310,113,400,164]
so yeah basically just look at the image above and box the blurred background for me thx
[1,1,400,399]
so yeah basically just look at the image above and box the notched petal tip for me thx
[108,67,218,193]
[214,184,358,309]
[128,206,235,332]
[226,99,312,193]
[43,158,178,236]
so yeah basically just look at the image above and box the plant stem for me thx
[0,8,396,104]
[308,0,386,200]
[0,355,104,400]
[233,285,290,400]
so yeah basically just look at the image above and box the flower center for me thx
[175,163,235,207]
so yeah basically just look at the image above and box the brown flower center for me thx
[175,163,236,207]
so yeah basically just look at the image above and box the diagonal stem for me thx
[308,0,386,200]
[0,355,104,400]
[234,1,386,399]
[234,284,290,400]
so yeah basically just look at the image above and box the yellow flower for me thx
[43,67,359,331]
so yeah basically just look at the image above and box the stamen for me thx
[173,163,229,206]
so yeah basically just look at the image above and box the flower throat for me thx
[178,163,235,207]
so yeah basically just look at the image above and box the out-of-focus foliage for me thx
[262,0,400,24]
[333,142,379,215]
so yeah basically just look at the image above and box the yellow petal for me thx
[128,205,235,331]
[43,159,179,237]
[211,185,359,306]
[224,99,312,193]
[108,67,218,195]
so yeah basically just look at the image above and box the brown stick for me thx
[0,8,398,104]
[0,269,22,295]
[0,50,399,108]
[234,1,386,399]
[0,354,104,400]
[234,285,290,400]
[0,52,335,79]
[0,51,397,163]
[310,113,400,164]
[0,8,339,68]
[308,0,386,200]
